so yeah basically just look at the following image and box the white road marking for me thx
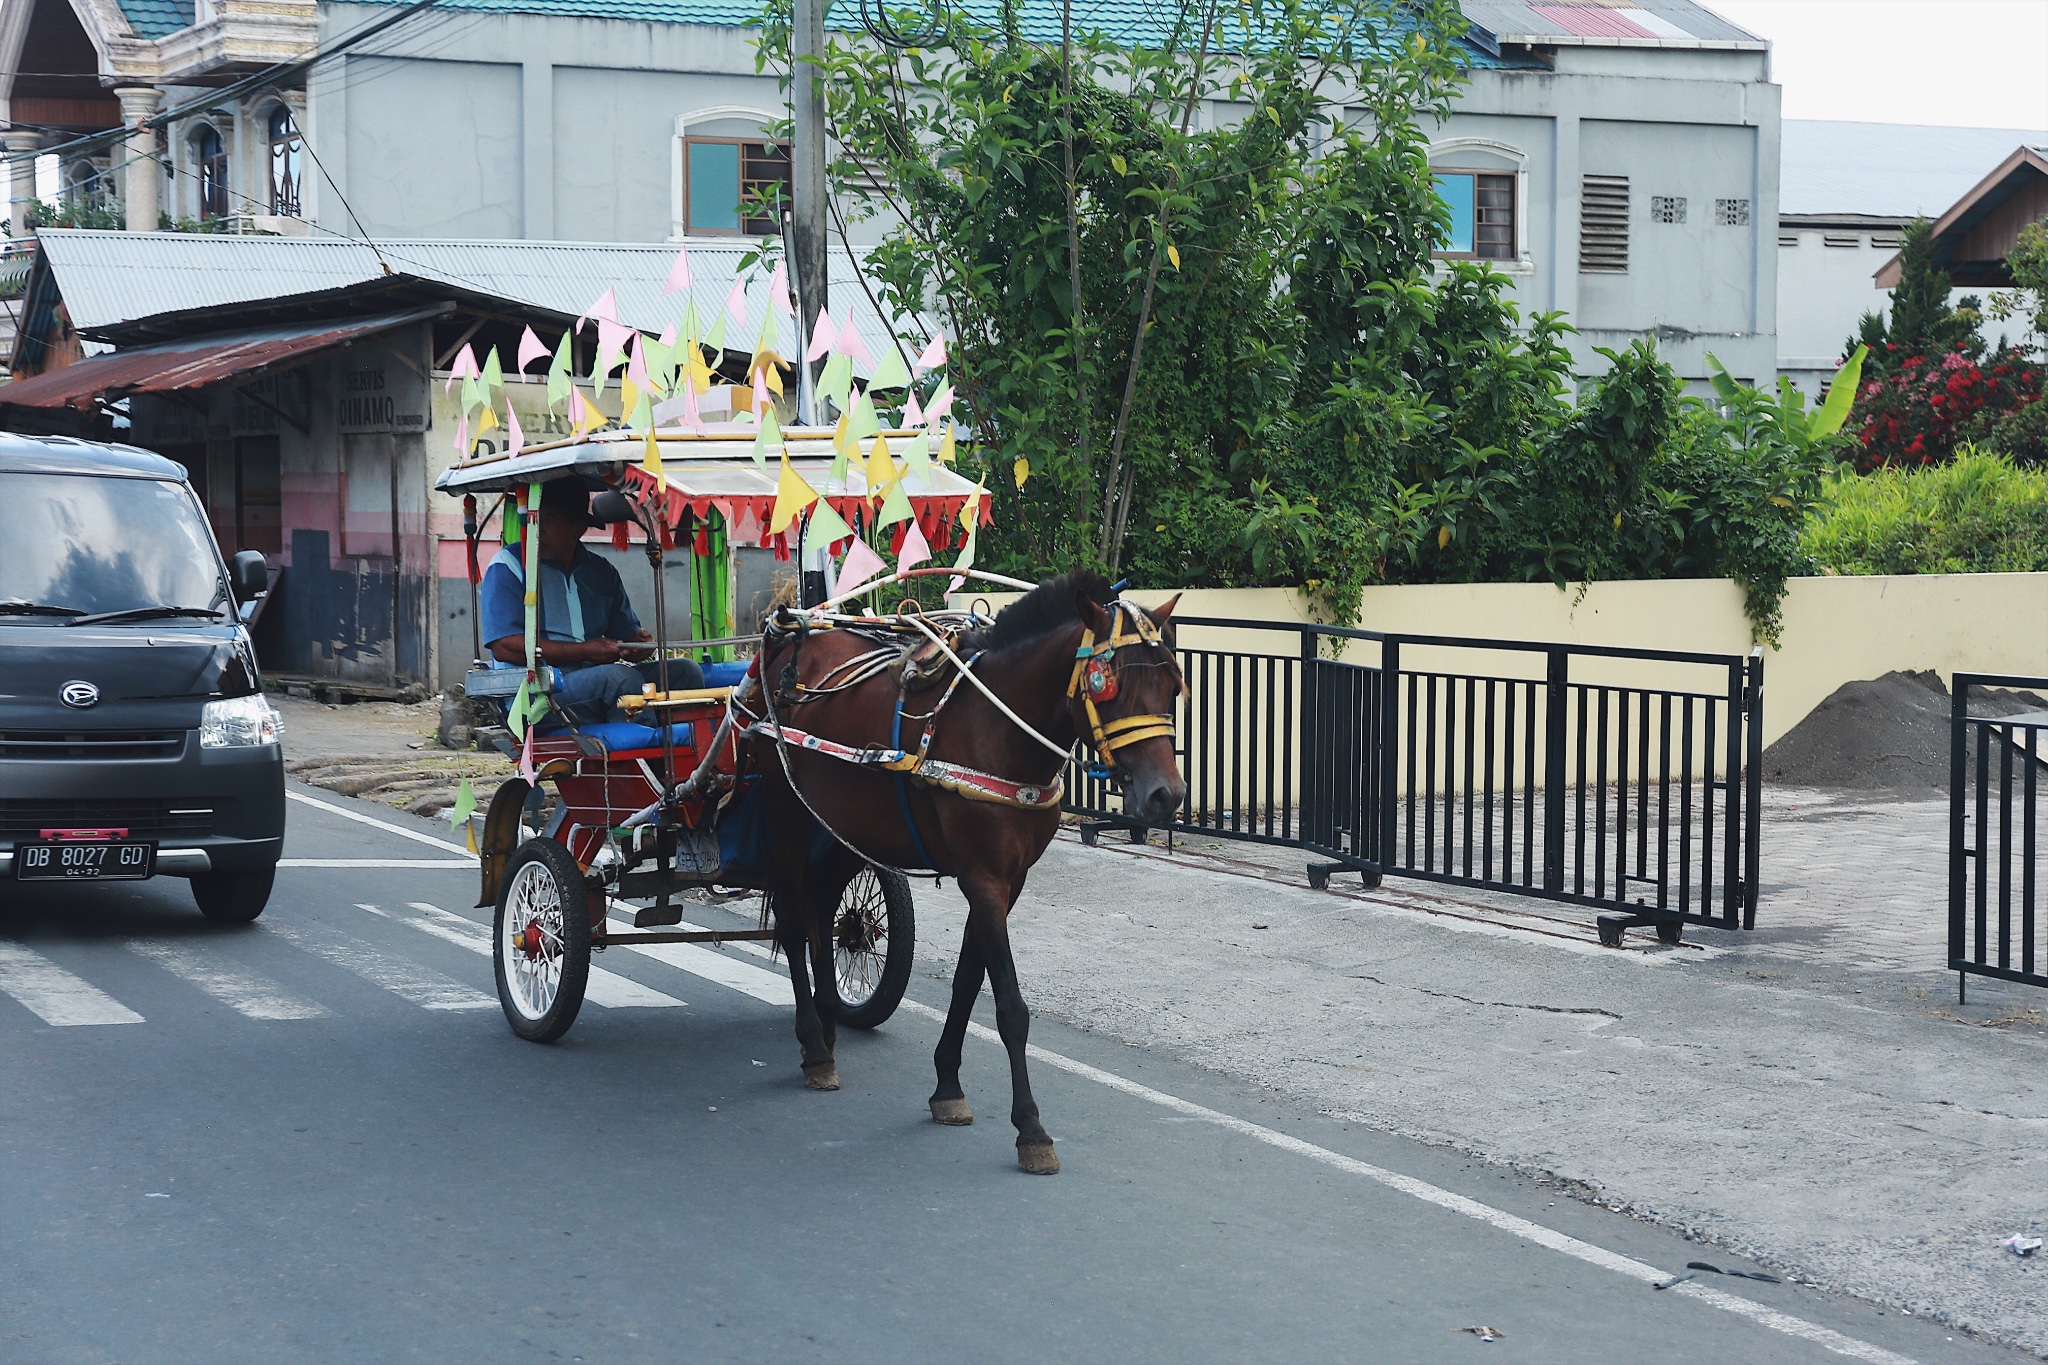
[385,903,685,1010]
[0,942,143,1026]
[896,997,1914,1365]
[279,859,476,869]
[126,942,330,1020]
[605,917,792,1006]
[285,790,477,858]
[266,920,494,1011]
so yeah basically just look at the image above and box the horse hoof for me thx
[803,1062,841,1091]
[929,1097,974,1126]
[1016,1141,1060,1175]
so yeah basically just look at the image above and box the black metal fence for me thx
[1950,674,2048,994]
[1068,618,1765,936]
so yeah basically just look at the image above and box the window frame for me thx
[1430,168,1519,263]
[679,135,791,238]
[192,123,229,220]
[266,105,302,217]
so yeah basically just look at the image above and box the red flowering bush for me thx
[1851,342,2045,471]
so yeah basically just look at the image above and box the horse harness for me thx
[1068,599,1181,778]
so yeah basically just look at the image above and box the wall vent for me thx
[1650,195,1686,224]
[1579,175,1630,273]
[1823,234,1861,249]
[1715,197,1751,227]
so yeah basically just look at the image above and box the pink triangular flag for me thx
[518,724,536,783]
[445,343,479,392]
[580,287,618,329]
[657,320,677,348]
[664,247,691,295]
[680,378,705,432]
[925,381,954,424]
[752,365,770,418]
[914,334,946,372]
[839,309,874,367]
[833,537,887,598]
[452,409,469,455]
[903,388,924,427]
[568,385,588,426]
[626,332,651,392]
[897,517,931,573]
[517,326,549,372]
[724,275,748,325]
[596,317,632,375]
[804,310,837,362]
[507,403,525,456]
[770,259,794,317]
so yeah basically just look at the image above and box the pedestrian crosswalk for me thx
[0,899,794,1029]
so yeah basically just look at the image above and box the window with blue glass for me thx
[685,138,792,236]
[1432,171,1516,261]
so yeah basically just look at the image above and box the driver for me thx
[479,480,702,725]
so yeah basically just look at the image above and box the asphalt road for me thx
[0,783,2027,1364]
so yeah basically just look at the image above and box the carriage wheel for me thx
[493,839,592,1043]
[833,867,914,1030]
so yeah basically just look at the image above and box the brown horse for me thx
[745,570,1186,1174]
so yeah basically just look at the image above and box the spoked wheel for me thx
[493,839,592,1043]
[833,867,913,1030]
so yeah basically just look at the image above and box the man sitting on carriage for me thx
[478,479,703,725]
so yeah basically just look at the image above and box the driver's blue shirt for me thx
[478,544,641,669]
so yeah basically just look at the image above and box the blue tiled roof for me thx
[346,0,1538,67]
[116,0,196,39]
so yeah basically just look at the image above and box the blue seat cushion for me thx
[573,721,692,751]
[701,661,751,687]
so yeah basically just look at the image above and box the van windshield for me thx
[0,472,226,621]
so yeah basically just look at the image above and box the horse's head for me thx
[1070,591,1189,825]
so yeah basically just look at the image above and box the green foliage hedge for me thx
[1802,451,2048,576]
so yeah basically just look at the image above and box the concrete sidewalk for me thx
[913,787,2048,1355]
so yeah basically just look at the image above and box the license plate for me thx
[14,841,156,881]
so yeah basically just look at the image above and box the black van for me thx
[0,435,284,921]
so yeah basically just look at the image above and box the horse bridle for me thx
[1066,599,1182,779]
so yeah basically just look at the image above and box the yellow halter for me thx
[1066,601,1179,768]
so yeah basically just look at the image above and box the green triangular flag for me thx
[523,688,551,729]
[755,308,779,357]
[875,475,913,528]
[846,387,880,441]
[459,372,483,416]
[819,352,853,409]
[447,776,477,826]
[680,300,702,347]
[628,390,653,429]
[827,444,849,489]
[481,347,504,393]
[869,343,910,391]
[751,404,782,469]
[704,311,728,355]
[901,428,932,488]
[547,332,572,406]
[806,498,853,546]
[644,335,675,397]
[508,679,529,740]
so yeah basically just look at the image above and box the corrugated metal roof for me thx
[1460,0,1759,47]
[342,0,1535,67]
[1781,120,2048,219]
[0,306,447,409]
[115,0,195,38]
[33,231,931,376]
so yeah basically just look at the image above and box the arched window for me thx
[193,125,228,219]
[267,106,301,216]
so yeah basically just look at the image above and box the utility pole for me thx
[790,0,828,426]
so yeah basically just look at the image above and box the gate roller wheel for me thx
[494,838,592,1043]
[833,868,914,1030]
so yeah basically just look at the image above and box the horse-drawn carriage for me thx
[435,425,1190,1174]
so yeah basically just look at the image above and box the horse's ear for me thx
[1151,594,1181,624]
[1076,591,1112,635]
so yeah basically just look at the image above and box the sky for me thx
[1705,0,2048,130]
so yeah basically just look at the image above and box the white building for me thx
[1777,120,2048,395]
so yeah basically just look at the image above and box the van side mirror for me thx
[588,490,636,526]
[231,550,269,601]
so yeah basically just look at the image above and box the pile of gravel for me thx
[1762,670,2046,794]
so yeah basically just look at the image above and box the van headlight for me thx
[200,695,281,748]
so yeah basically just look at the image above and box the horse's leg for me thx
[928,930,986,1126]
[768,795,837,1090]
[806,853,860,1064]
[961,872,1057,1174]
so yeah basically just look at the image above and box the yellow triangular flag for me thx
[938,421,957,464]
[864,434,894,501]
[685,342,715,395]
[751,349,787,396]
[643,430,665,492]
[831,408,851,454]
[770,453,819,535]
[476,404,500,435]
[576,386,608,436]
[620,375,643,428]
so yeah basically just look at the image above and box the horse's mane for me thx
[964,569,1115,655]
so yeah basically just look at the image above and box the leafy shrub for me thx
[1851,346,2044,469]
[1803,450,2048,576]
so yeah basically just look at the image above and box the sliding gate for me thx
[1067,618,1765,936]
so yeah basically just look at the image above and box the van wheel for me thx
[192,866,275,923]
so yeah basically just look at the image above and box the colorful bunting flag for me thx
[914,334,947,372]
[507,403,525,457]
[724,275,748,325]
[869,343,910,391]
[580,287,618,328]
[704,311,728,355]
[643,428,665,493]
[517,326,549,372]
[770,259,794,317]
[938,420,957,464]
[664,246,691,295]
[847,388,880,443]
[547,331,572,406]
[901,428,932,486]
[818,352,853,409]
[863,433,894,498]
[445,343,479,392]
[769,454,818,535]
[904,388,925,428]
[875,474,913,528]
[805,309,837,363]
[806,497,853,548]
[833,536,887,598]
[897,517,932,573]
[481,347,504,393]
[751,404,782,469]
[926,381,954,424]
